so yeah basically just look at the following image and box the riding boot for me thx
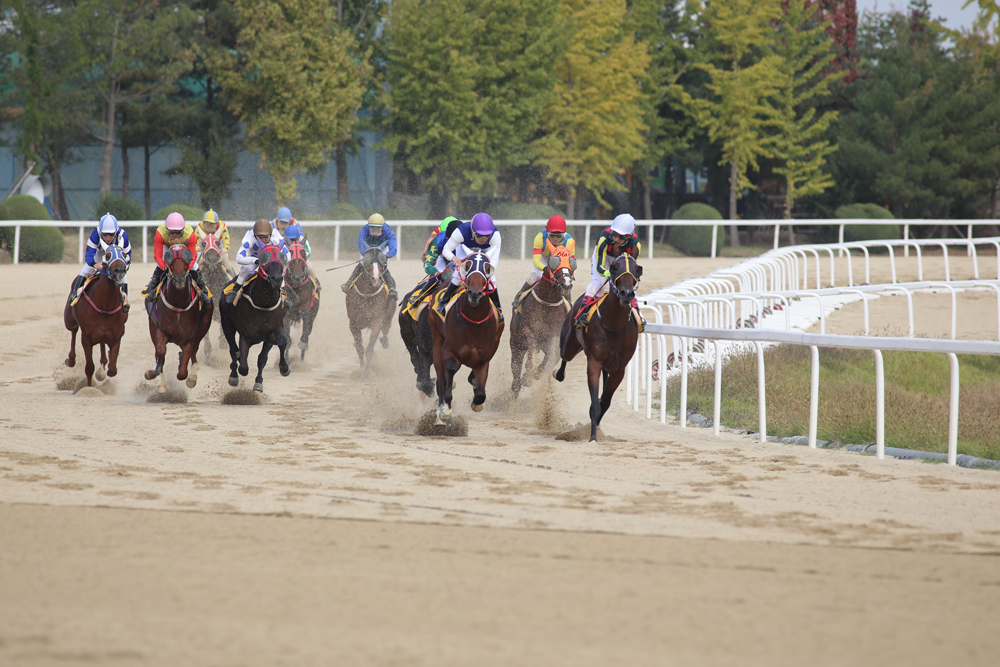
[436,282,459,315]
[384,270,398,302]
[191,269,212,303]
[342,263,362,293]
[122,283,130,313]
[512,280,531,309]
[69,275,85,301]
[225,277,244,305]
[574,296,596,330]
[144,268,164,303]
[489,290,504,323]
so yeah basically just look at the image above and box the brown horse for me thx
[429,252,504,425]
[345,246,394,376]
[553,254,641,442]
[64,246,129,387]
[283,240,320,360]
[144,244,214,393]
[510,247,576,396]
[219,244,290,392]
[196,233,232,358]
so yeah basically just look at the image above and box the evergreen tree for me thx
[382,0,563,216]
[212,0,370,204]
[535,0,650,219]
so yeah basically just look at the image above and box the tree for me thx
[769,0,843,219]
[534,0,649,219]
[212,0,370,204]
[382,0,563,216]
[72,0,197,196]
[678,0,784,244]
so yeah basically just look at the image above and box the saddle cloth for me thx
[513,283,571,314]
[577,293,644,334]
[401,281,438,321]
[143,275,211,300]
[69,275,100,307]
[431,287,500,325]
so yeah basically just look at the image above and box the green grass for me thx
[665,344,1000,460]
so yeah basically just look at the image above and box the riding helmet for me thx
[368,213,385,228]
[165,212,186,231]
[253,218,273,237]
[610,213,636,236]
[202,209,220,225]
[471,212,494,236]
[285,224,303,240]
[277,207,293,223]
[546,215,567,234]
[440,216,459,234]
[98,213,119,235]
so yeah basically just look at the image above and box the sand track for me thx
[1,255,998,665]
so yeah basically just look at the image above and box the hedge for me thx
[96,194,144,222]
[487,201,563,221]
[835,203,899,242]
[153,204,205,224]
[0,195,59,260]
[670,203,722,257]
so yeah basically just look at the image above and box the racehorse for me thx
[196,233,231,358]
[144,243,213,393]
[398,269,452,399]
[282,239,320,360]
[510,247,576,396]
[553,254,641,442]
[345,246,394,375]
[219,244,290,392]
[429,252,504,425]
[63,246,129,388]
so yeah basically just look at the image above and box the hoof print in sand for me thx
[416,410,469,437]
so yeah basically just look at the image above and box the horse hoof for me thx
[144,370,157,381]
[280,366,290,377]
[298,341,308,351]
[253,383,264,392]
[472,403,483,412]
[228,376,239,387]
[520,376,532,388]
[434,417,445,426]
[552,369,560,381]
[381,337,389,349]
[157,385,167,394]
[186,378,197,389]
[65,358,74,367]
[95,369,106,381]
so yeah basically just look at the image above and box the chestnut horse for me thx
[283,240,320,360]
[509,247,576,396]
[219,244,290,392]
[144,244,214,393]
[553,254,641,442]
[345,246,394,375]
[430,252,504,425]
[196,232,232,357]
[64,246,129,387]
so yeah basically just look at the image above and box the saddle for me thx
[401,281,439,321]
[513,283,571,314]
[431,286,500,325]
[222,273,257,296]
[575,294,644,334]
[69,275,100,307]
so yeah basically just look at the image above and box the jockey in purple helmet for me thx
[436,212,503,321]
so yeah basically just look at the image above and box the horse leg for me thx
[144,331,168,393]
[277,331,290,377]
[222,318,240,387]
[438,354,459,423]
[65,325,78,368]
[471,363,489,412]
[81,334,95,387]
[238,336,251,377]
[380,302,394,348]
[587,357,604,443]
[184,346,200,389]
[597,369,626,426]
[177,344,192,382]
[510,331,527,396]
[535,337,557,380]
[350,323,365,366]
[553,359,568,383]
[253,340,273,392]
[107,338,122,378]
[95,343,107,381]
[364,323,379,371]
[299,308,312,350]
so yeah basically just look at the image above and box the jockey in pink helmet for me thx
[142,212,211,305]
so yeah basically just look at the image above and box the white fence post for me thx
[809,345,819,448]
[948,353,959,466]
[874,349,885,460]
[13,225,20,264]
[78,226,85,263]
[755,342,766,443]
[334,225,341,262]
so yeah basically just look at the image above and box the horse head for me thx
[361,246,387,285]
[284,240,310,286]
[609,254,641,306]
[461,252,493,306]
[163,244,193,288]
[545,247,576,297]
[257,244,286,288]
[198,233,222,265]
[102,246,129,286]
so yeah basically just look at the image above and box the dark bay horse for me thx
[510,247,576,396]
[283,240,320,360]
[429,252,504,425]
[144,244,213,393]
[399,270,451,399]
[196,232,232,357]
[220,244,290,392]
[553,254,641,442]
[345,246,394,375]
[64,246,129,387]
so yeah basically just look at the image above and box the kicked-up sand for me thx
[1,251,998,666]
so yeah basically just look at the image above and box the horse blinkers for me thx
[611,256,638,303]
[103,249,128,284]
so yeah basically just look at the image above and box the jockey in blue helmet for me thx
[72,213,132,310]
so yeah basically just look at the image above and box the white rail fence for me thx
[1,218,997,264]
[627,237,1000,466]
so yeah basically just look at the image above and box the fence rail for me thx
[2,218,997,264]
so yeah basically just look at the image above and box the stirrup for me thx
[340,283,349,293]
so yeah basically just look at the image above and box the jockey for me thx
[143,212,211,304]
[72,213,132,307]
[272,206,296,239]
[511,214,576,308]
[341,213,398,301]
[436,212,503,321]
[423,216,460,277]
[196,208,235,277]
[283,223,320,288]
[226,218,290,304]
[574,213,641,329]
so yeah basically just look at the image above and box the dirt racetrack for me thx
[2,253,999,666]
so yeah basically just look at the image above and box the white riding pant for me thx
[235,263,257,284]
[584,255,609,298]
[526,267,543,285]
[79,264,128,284]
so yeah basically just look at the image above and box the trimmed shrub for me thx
[328,202,364,221]
[487,201,563,220]
[835,203,899,243]
[18,226,64,262]
[153,204,204,224]
[670,202,722,257]
[0,195,52,250]
[96,194,144,221]
[363,204,425,222]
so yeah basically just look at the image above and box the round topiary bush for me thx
[0,194,53,252]
[488,201,563,220]
[153,204,205,224]
[18,226,64,262]
[329,202,364,221]
[835,203,899,242]
[96,194,144,222]
[670,203,722,257]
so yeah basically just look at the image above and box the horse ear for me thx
[569,257,578,272]
[636,264,643,278]
[163,249,174,265]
